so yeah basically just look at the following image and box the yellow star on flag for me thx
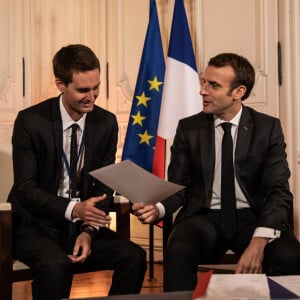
[136,92,151,107]
[148,76,163,92]
[131,111,146,126]
[138,130,154,145]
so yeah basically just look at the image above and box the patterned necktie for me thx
[68,123,79,238]
[221,122,236,239]
[70,123,79,198]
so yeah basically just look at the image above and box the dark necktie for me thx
[221,122,236,239]
[69,123,79,238]
[70,123,79,198]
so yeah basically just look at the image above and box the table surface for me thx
[65,291,193,300]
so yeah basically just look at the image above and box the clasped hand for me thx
[72,194,112,227]
[68,231,92,263]
[132,203,159,224]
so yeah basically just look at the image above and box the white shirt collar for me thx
[59,96,87,131]
[214,106,243,128]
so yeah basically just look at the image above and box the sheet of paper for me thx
[197,274,270,299]
[89,160,185,204]
[269,275,300,296]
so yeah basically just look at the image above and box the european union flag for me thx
[121,0,165,173]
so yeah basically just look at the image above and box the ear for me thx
[233,85,246,100]
[55,78,66,93]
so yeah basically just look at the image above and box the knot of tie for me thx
[71,123,78,128]
[221,122,232,134]
[71,123,79,134]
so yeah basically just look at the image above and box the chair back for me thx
[0,142,13,203]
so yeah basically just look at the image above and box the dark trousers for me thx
[14,222,147,300]
[164,209,300,292]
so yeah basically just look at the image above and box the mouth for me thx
[80,99,94,107]
[202,98,211,106]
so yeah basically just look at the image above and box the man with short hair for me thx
[133,53,300,291]
[9,44,146,300]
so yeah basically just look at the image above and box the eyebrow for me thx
[76,83,100,92]
[201,77,222,88]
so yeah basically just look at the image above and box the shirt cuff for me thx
[65,200,80,222]
[156,202,166,219]
[253,227,281,242]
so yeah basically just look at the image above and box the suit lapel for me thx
[235,106,253,165]
[51,97,63,162]
[83,112,94,173]
[200,114,215,194]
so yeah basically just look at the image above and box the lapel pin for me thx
[243,126,248,131]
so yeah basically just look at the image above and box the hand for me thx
[235,237,269,274]
[132,203,159,224]
[72,195,112,227]
[68,232,92,264]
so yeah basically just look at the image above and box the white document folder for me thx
[89,160,185,204]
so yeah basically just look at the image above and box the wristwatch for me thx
[80,223,97,238]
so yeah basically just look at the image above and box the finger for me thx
[132,203,145,211]
[67,254,76,263]
[139,205,156,217]
[87,207,110,218]
[144,214,155,223]
[140,207,157,221]
[90,194,107,204]
[241,266,250,274]
[138,213,152,224]
[235,263,243,274]
[85,215,112,226]
[145,206,156,216]
[86,207,111,219]
[72,244,81,257]
[70,255,86,263]
[81,208,108,222]
[139,216,151,224]
[67,254,83,264]
[90,221,110,227]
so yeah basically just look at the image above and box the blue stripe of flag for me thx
[168,0,197,72]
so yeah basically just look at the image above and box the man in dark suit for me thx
[8,44,146,300]
[132,53,300,291]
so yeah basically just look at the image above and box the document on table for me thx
[89,160,185,204]
[197,274,270,299]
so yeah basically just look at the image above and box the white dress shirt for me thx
[57,97,86,221]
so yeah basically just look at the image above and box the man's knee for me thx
[264,238,300,275]
[32,253,72,276]
[119,242,147,268]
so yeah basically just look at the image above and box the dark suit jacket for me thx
[8,96,118,231]
[163,105,292,232]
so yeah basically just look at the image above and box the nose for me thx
[86,90,96,101]
[200,83,209,96]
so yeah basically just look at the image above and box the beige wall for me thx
[1,0,300,259]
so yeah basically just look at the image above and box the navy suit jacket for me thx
[163,105,292,232]
[8,96,118,230]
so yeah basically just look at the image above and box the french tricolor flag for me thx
[153,0,202,178]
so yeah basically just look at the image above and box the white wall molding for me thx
[278,0,300,237]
